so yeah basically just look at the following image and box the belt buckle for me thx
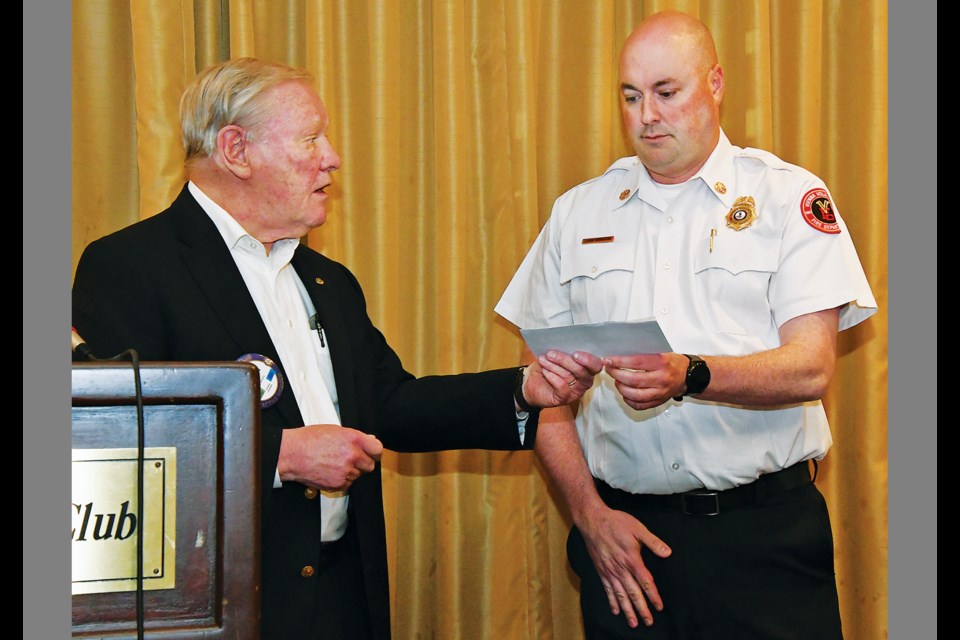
[681,491,720,516]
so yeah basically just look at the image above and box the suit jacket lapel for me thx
[167,186,305,427]
[292,247,360,429]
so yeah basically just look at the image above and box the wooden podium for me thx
[71,362,262,639]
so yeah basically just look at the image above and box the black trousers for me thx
[568,473,843,640]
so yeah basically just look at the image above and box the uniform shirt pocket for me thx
[693,232,779,336]
[560,241,635,324]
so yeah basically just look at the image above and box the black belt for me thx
[594,461,813,516]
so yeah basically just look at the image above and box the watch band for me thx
[514,366,539,415]
[674,354,710,401]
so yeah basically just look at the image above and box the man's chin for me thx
[637,137,674,156]
[636,145,676,165]
[307,209,328,231]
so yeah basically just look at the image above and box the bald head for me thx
[617,11,724,184]
[621,11,718,75]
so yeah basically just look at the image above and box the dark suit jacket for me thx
[72,186,538,639]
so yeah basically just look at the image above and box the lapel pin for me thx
[236,353,284,409]
[315,277,325,285]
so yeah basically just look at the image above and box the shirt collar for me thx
[188,181,299,263]
[603,158,655,212]
[626,129,738,210]
[693,129,738,209]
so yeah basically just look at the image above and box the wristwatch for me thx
[674,354,710,401]
[514,366,540,416]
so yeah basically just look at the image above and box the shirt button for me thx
[301,565,315,578]
[663,262,671,270]
[660,307,669,315]
[304,488,318,499]
[666,216,674,223]
[671,463,680,470]
[591,265,598,273]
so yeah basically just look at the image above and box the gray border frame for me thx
[24,1,936,637]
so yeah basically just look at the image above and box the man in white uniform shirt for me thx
[72,56,602,640]
[495,11,877,639]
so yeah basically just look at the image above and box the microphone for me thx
[71,327,98,361]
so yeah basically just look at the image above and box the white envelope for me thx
[520,318,673,358]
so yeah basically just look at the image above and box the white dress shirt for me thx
[189,181,349,540]
[495,132,877,494]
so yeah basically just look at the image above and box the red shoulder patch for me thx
[800,188,841,234]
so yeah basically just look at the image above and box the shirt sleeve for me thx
[495,198,574,330]
[768,180,877,331]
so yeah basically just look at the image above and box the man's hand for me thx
[534,409,671,628]
[579,503,671,629]
[277,424,384,491]
[603,352,688,410]
[522,350,603,409]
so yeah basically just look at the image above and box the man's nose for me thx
[322,141,341,172]
[640,98,660,124]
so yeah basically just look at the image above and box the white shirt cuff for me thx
[516,411,530,445]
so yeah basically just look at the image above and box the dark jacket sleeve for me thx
[321,259,539,453]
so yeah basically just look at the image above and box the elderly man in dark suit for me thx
[72,56,601,640]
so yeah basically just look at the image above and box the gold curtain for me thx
[72,1,888,638]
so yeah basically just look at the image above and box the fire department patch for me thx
[800,188,841,234]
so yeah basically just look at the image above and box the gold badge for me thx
[726,196,758,231]
[714,182,727,194]
[619,189,631,201]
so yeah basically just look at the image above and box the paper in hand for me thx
[520,319,673,358]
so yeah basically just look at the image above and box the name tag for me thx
[581,236,615,245]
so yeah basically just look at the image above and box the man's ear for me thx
[709,64,725,105]
[216,125,252,179]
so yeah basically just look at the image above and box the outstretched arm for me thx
[605,307,841,410]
